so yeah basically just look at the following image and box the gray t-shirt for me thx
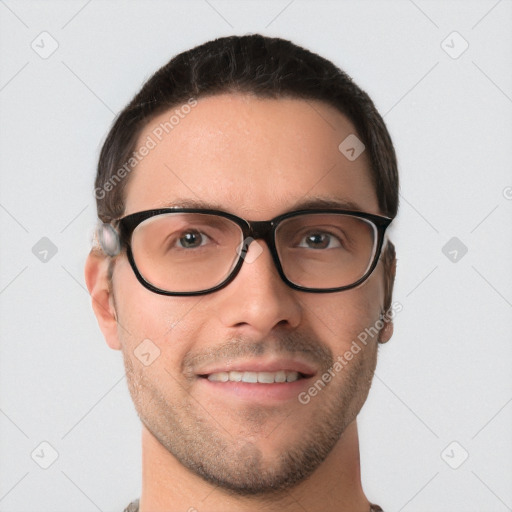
[123,499,384,511]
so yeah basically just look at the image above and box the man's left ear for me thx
[379,242,397,344]
[378,318,394,344]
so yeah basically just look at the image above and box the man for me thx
[85,34,399,512]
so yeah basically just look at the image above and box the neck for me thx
[139,420,371,512]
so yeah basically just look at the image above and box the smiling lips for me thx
[197,358,317,384]
[206,370,302,383]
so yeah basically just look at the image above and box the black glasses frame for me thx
[116,208,393,296]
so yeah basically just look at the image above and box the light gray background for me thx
[1,1,511,511]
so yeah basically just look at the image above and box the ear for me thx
[382,241,397,311]
[85,250,121,350]
[379,241,397,344]
[378,318,394,344]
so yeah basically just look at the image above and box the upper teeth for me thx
[207,370,300,383]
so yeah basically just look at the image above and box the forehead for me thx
[123,93,379,218]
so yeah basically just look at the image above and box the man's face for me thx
[108,94,388,494]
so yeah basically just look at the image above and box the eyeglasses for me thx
[115,208,392,296]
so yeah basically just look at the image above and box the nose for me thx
[216,238,302,337]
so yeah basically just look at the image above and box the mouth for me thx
[199,369,310,384]
[195,358,317,402]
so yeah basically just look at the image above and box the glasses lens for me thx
[130,213,243,292]
[275,213,377,289]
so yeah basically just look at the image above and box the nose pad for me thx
[237,236,265,264]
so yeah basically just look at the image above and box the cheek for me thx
[112,257,204,350]
[305,270,385,351]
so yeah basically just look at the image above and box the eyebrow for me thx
[158,196,365,214]
[290,197,364,211]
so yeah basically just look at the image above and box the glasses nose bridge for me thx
[245,220,275,247]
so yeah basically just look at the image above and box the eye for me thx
[176,230,211,249]
[297,231,342,249]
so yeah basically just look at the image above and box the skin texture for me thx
[86,93,394,512]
